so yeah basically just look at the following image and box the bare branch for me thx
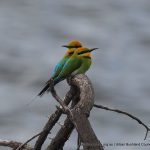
[46,95,79,150]
[50,86,70,114]
[34,87,77,150]
[94,104,150,140]
[16,132,42,150]
[47,117,74,150]
[0,140,32,150]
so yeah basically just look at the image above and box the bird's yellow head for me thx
[63,40,83,55]
[63,40,83,49]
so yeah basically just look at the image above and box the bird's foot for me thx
[67,75,74,85]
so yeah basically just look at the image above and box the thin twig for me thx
[16,132,43,150]
[94,104,150,140]
[50,86,70,114]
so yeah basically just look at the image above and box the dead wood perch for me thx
[67,74,103,150]
[0,74,103,150]
[47,74,104,150]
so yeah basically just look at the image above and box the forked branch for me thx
[48,74,104,150]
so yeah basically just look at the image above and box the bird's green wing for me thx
[51,55,69,79]
[54,54,82,83]
[71,57,91,76]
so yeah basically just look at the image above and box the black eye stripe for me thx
[69,50,89,55]
[78,50,90,55]
[69,50,91,55]
[68,45,81,48]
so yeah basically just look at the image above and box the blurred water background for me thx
[0,0,150,150]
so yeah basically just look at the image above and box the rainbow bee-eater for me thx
[38,40,83,96]
[38,47,97,96]
[53,47,98,85]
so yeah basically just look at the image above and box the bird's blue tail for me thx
[38,77,66,96]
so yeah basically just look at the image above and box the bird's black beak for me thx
[62,45,69,48]
[89,48,98,52]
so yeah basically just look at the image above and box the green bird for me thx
[38,47,97,97]
[53,47,98,85]
[38,40,83,96]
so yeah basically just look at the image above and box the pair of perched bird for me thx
[38,40,98,96]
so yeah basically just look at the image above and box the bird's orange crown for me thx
[67,40,82,47]
[65,40,83,54]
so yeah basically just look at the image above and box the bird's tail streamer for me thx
[25,95,39,107]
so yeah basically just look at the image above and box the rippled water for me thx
[0,0,150,150]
